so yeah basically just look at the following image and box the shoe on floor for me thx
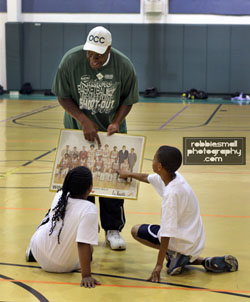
[203,255,238,273]
[25,245,36,262]
[106,230,126,250]
[167,252,190,275]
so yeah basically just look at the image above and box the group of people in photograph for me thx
[56,143,137,184]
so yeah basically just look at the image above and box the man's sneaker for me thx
[106,230,126,250]
[25,245,36,262]
[167,252,190,275]
[203,255,238,273]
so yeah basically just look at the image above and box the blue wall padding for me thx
[22,0,140,13]
[5,22,250,94]
[5,23,23,90]
[0,0,7,12]
[169,0,250,15]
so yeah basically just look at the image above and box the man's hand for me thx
[107,122,120,136]
[107,104,132,136]
[147,264,162,283]
[58,98,101,145]
[81,119,101,146]
[80,276,100,288]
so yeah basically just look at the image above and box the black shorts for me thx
[137,224,161,245]
[137,224,191,268]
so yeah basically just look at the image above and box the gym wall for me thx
[5,22,250,94]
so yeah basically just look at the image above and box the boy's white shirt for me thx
[30,191,98,272]
[147,172,205,262]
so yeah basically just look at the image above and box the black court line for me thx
[7,103,60,129]
[0,273,49,302]
[0,262,249,299]
[22,149,56,167]
[202,104,222,126]
[0,160,53,163]
[129,104,224,132]
[159,105,189,129]
[0,148,56,179]
[0,104,58,124]
[92,272,250,299]
[12,121,61,130]
[163,104,223,130]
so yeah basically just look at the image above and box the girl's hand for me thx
[80,276,100,288]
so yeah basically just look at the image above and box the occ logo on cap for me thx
[83,26,112,55]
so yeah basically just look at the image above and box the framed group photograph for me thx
[50,129,146,199]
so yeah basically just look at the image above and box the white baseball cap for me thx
[83,26,112,54]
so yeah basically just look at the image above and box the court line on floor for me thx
[157,104,223,130]
[203,104,222,126]
[0,207,249,218]
[11,104,61,129]
[0,263,249,298]
[0,273,48,302]
[0,149,54,151]
[0,160,52,163]
[12,121,61,130]
[132,104,222,131]
[1,278,250,297]
[0,104,58,124]
[0,148,56,179]
[159,105,189,129]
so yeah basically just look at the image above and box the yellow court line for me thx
[0,278,249,295]
[0,167,24,178]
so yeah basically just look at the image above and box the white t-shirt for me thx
[30,191,98,272]
[147,172,205,262]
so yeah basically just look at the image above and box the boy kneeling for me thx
[119,146,238,282]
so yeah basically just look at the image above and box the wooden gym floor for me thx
[0,96,249,301]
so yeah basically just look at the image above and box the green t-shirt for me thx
[52,46,139,133]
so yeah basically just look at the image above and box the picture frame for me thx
[50,129,146,199]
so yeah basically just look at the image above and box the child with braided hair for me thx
[26,166,100,288]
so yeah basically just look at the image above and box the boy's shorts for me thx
[137,224,161,245]
[137,223,192,270]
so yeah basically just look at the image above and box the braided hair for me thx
[49,166,93,244]
[156,146,182,178]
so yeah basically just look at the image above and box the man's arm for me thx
[77,242,100,288]
[148,237,170,282]
[58,97,101,145]
[118,170,149,183]
[107,104,132,135]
